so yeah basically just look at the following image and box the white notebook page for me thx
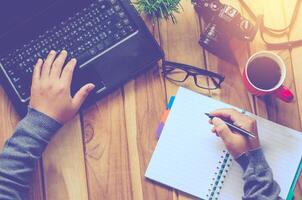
[145,87,302,199]
[145,87,238,199]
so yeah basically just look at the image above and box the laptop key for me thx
[120,29,127,36]
[114,5,121,12]
[118,11,126,18]
[110,0,117,4]
[126,25,135,32]
[104,38,113,46]
[114,33,121,40]
[77,52,91,64]
[116,22,123,29]
[89,47,98,56]
[123,18,130,25]
[107,8,115,16]
[97,42,105,51]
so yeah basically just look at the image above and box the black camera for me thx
[192,0,258,64]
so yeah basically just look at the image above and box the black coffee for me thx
[247,57,281,90]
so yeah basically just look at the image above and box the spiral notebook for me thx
[145,87,302,200]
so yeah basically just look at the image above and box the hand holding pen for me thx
[205,113,255,138]
[207,109,260,159]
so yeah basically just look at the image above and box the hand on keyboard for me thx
[29,50,95,124]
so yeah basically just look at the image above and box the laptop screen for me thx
[0,0,89,52]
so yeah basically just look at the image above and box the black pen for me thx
[205,113,255,138]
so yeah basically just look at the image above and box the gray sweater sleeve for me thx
[0,108,62,200]
[236,148,283,200]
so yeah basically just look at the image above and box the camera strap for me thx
[239,0,302,49]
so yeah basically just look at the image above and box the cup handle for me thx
[275,85,294,102]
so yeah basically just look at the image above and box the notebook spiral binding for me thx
[206,150,233,200]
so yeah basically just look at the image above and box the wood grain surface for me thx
[42,115,89,200]
[0,0,301,199]
[83,91,133,200]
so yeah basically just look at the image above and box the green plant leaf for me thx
[134,0,182,23]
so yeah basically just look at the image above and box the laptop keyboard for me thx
[0,0,138,101]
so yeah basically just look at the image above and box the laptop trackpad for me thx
[72,67,106,96]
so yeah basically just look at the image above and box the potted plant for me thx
[134,0,182,23]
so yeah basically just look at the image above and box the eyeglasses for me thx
[162,61,225,90]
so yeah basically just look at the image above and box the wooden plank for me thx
[121,15,174,199]
[123,69,173,200]
[283,0,302,198]
[43,115,89,200]
[158,1,209,199]
[82,90,133,199]
[159,0,207,96]
[122,81,144,200]
[0,89,19,146]
[283,0,302,131]
[0,87,45,200]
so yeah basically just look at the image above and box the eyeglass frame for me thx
[162,61,225,90]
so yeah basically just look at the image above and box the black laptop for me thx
[0,0,163,116]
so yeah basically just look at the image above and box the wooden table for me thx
[0,0,301,199]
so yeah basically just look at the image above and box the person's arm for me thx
[209,109,282,200]
[0,50,95,200]
[0,108,61,199]
[236,149,282,200]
